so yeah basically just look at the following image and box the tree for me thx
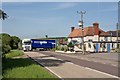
[0,33,21,55]
[0,9,8,20]
[10,36,21,49]
[1,33,11,45]
[0,33,12,58]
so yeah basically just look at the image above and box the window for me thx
[93,44,96,49]
[80,43,82,49]
[100,43,102,47]
[24,41,31,45]
[103,43,106,48]
[110,33,112,41]
[88,43,91,48]
[112,43,114,48]
[88,39,92,42]
[104,37,108,41]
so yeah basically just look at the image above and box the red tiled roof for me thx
[68,26,110,38]
[100,32,110,36]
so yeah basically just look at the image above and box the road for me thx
[38,51,119,77]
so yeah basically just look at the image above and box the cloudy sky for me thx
[1,2,118,39]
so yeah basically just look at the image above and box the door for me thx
[96,44,99,53]
[107,44,110,53]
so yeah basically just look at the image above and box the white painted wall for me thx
[68,37,82,43]
[85,42,95,52]
[84,36,94,42]
[94,35,99,41]
[68,36,119,52]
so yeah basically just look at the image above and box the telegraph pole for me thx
[77,11,86,55]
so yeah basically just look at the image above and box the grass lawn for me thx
[3,50,58,79]
[5,50,24,58]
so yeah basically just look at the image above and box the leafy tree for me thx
[1,33,11,45]
[10,36,21,49]
[63,37,68,42]
[0,33,12,54]
[0,33,21,57]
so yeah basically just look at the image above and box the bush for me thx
[51,48,56,51]
[67,42,74,47]
[2,44,11,54]
[64,46,68,52]
[61,47,64,51]
[1,33,21,59]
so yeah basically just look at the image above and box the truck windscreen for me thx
[24,41,31,45]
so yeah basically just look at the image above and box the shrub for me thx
[61,47,64,51]
[56,46,61,50]
[64,46,68,52]
[2,44,11,54]
[67,42,74,47]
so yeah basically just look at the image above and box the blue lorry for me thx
[22,39,56,51]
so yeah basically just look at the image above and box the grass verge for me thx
[5,50,24,58]
[3,50,58,79]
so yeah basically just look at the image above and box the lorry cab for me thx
[22,39,32,51]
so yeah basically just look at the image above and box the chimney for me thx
[93,22,99,35]
[71,27,75,32]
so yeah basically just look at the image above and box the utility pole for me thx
[77,11,86,55]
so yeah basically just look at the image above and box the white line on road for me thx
[45,67,63,79]
[27,55,63,80]
[111,64,117,67]
[85,67,119,79]
[67,62,119,79]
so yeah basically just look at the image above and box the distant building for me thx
[68,22,120,52]
[35,37,67,45]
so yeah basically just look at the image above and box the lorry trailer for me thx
[22,39,56,51]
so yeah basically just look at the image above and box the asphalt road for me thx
[38,51,119,77]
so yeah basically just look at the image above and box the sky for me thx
[1,2,118,39]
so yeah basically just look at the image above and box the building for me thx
[68,22,120,52]
[35,37,68,45]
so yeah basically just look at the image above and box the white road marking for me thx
[85,67,119,79]
[111,64,117,67]
[94,61,97,62]
[103,63,106,64]
[27,55,63,79]
[67,62,119,79]
[45,67,63,79]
